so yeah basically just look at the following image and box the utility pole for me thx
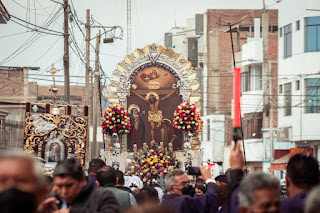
[63,0,70,104]
[262,13,274,162]
[92,33,100,159]
[85,9,90,107]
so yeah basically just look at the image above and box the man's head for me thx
[53,158,86,204]
[96,166,117,187]
[286,154,319,196]
[0,152,47,212]
[215,175,227,186]
[238,172,281,213]
[166,169,189,196]
[115,170,125,186]
[87,158,106,176]
[305,186,320,213]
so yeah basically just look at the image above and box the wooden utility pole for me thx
[63,0,70,103]
[92,33,100,159]
[85,9,90,107]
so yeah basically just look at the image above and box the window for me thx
[241,65,262,92]
[284,24,292,59]
[305,16,320,52]
[280,27,283,37]
[296,20,300,31]
[284,83,292,116]
[306,78,320,113]
[207,119,210,141]
[279,85,283,94]
[296,80,300,91]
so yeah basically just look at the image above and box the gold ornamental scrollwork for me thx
[23,112,88,168]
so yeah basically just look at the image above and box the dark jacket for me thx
[281,191,308,213]
[162,182,220,213]
[218,169,243,213]
[70,181,120,213]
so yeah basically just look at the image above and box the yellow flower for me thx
[132,160,135,163]
[146,158,151,163]
[150,161,154,165]
[147,153,151,157]
[153,159,158,163]
[160,154,163,157]
[152,166,155,169]
[160,160,164,164]
[150,150,154,153]
[141,155,145,158]
[143,169,149,173]
[167,156,171,159]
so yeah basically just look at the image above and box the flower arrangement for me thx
[127,141,180,186]
[173,102,203,132]
[101,105,131,135]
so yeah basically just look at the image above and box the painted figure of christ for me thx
[131,90,176,141]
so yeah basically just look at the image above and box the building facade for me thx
[277,0,320,161]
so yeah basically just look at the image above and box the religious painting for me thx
[127,65,183,151]
[47,141,63,162]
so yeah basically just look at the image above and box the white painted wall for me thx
[201,114,225,163]
[170,27,188,58]
[186,18,196,38]
[241,90,264,114]
[278,0,320,142]
[243,138,264,162]
[242,38,263,66]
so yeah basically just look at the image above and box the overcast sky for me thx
[1,0,276,86]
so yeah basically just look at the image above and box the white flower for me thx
[131,166,134,169]
[180,121,183,124]
[191,105,194,109]
[121,110,124,113]
[109,113,112,117]
[125,130,128,133]
[117,107,120,110]
[192,121,195,124]
[117,119,120,122]
[152,178,156,182]
[112,117,115,121]
[191,113,194,115]
[109,126,113,129]
[121,121,124,124]
[143,178,147,182]
[178,106,182,109]
[186,110,190,114]
[174,122,177,125]
[182,126,185,129]
[140,173,143,176]
[184,117,187,120]
[187,125,191,129]
[178,126,181,129]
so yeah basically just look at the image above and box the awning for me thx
[270,153,290,171]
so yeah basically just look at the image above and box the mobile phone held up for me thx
[187,166,201,176]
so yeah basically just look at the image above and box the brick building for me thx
[200,9,280,171]
[0,66,87,151]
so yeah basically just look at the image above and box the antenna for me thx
[127,0,131,53]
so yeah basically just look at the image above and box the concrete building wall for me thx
[277,0,320,143]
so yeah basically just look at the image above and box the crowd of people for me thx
[0,141,319,213]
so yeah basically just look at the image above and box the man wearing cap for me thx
[38,158,119,213]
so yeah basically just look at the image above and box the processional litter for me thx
[103,44,203,185]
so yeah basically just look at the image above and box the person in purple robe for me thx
[162,166,220,213]
[281,153,319,213]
